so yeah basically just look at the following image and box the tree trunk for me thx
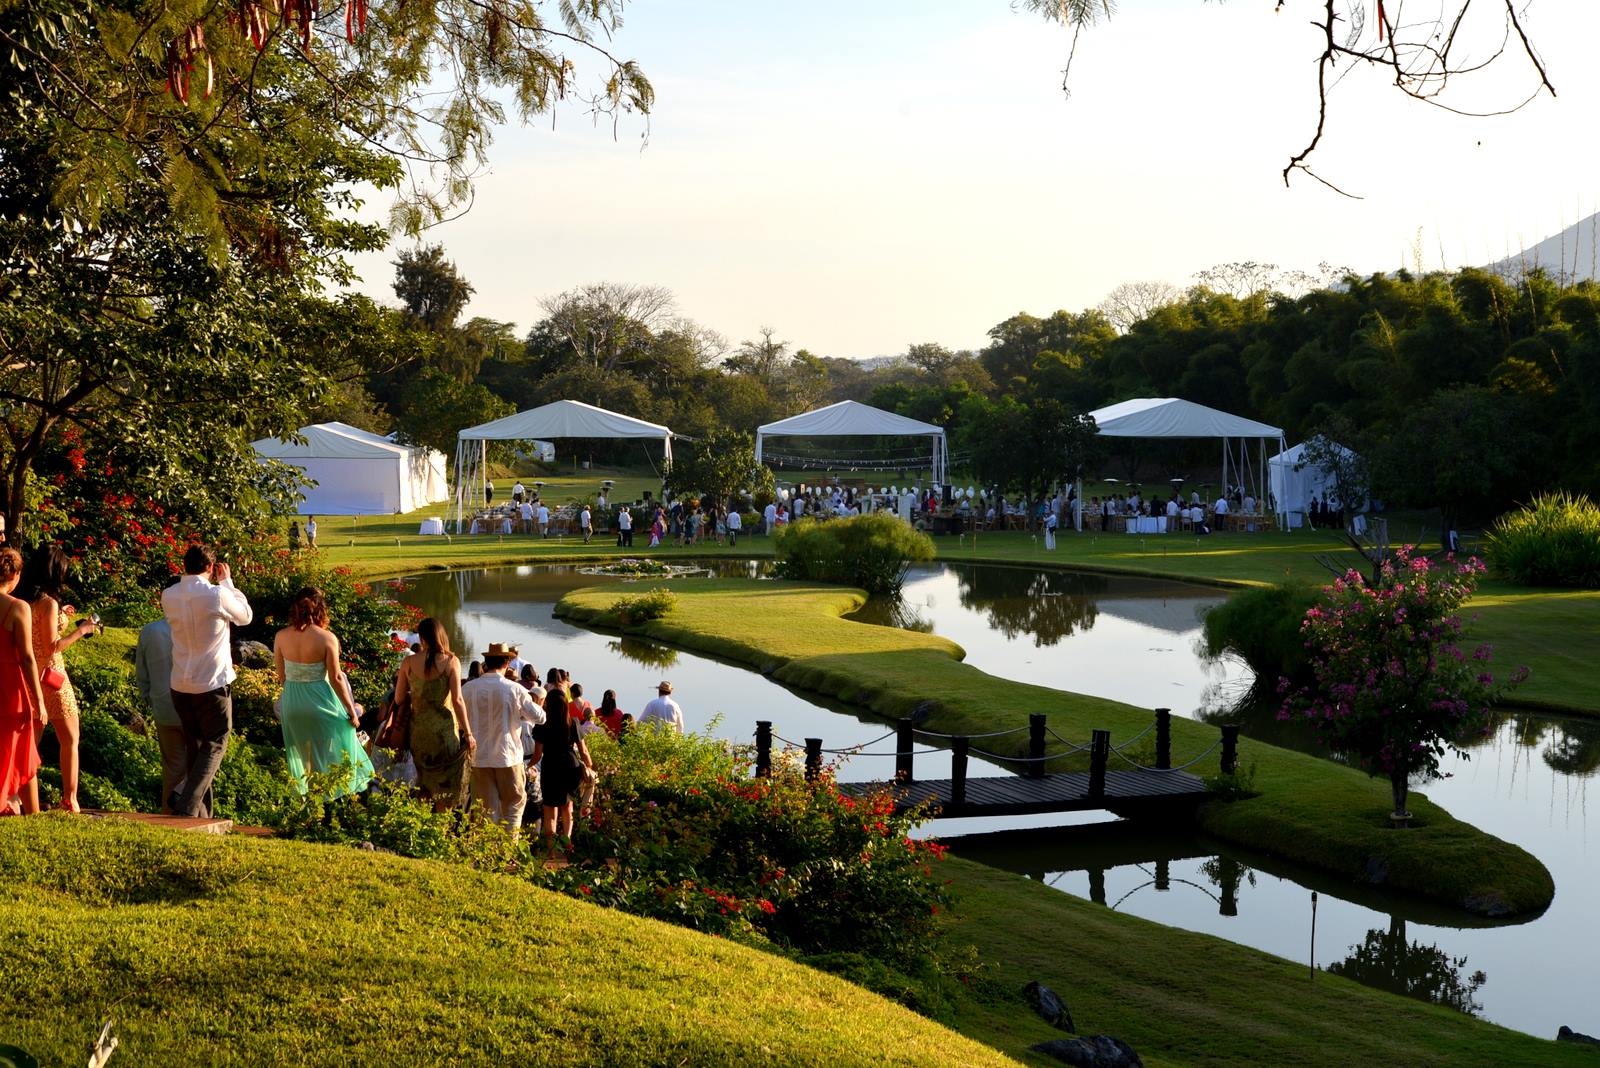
[1390,769,1411,823]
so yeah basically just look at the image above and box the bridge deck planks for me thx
[838,769,1209,818]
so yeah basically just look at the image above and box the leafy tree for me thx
[663,428,773,509]
[958,396,1099,502]
[392,370,514,459]
[393,245,475,332]
[726,327,793,385]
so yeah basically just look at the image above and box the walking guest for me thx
[288,520,302,551]
[763,499,778,536]
[26,546,99,812]
[727,506,742,546]
[537,500,550,538]
[579,504,593,544]
[135,609,184,813]
[163,545,253,818]
[617,505,633,548]
[462,642,544,833]
[274,587,374,797]
[638,680,684,733]
[0,548,45,815]
[304,516,318,549]
[394,617,475,812]
[485,479,495,505]
[529,690,594,849]
[519,498,534,535]
[513,481,526,504]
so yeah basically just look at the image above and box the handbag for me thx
[374,691,413,751]
[41,665,66,691]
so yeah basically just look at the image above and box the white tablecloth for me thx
[1125,516,1168,534]
[418,518,445,535]
[470,517,513,534]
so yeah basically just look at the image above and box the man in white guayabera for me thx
[638,681,685,733]
[162,544,252,818]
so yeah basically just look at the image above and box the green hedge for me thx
[775,514,935,595]
[1485,493,1600,588]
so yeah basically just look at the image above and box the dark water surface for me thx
[386,562,1597,1039]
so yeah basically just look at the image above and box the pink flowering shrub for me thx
[1278,548,1527,819]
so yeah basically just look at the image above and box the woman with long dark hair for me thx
[273,587,374,797]
[0,549,45,814]
[25,546,97,812]
[529,689,593,849]
[394,617,474,811]
[595,689,623,739]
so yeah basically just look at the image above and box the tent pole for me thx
[452,441,463,533]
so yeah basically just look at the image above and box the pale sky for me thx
[343,1,1600,357]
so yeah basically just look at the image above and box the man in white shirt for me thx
[304,516,317,549]
[536,501,551,537]
[513,481,526,503]
[161,544,253,817]
[1166,497,1180,520]
[726,507,742,546]
[462,643,545,833]
[579,505,592,543]
[617,505,633,547]
[519,499,534,534]
[1214,496,1230,517]
[763,501,778,536]
[638,681,684,733]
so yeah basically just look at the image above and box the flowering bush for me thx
[1278,548,1527,819]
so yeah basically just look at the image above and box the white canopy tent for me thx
[252,423,450,515]
[1269,440,1361,528]
[453,400,674,532]
[755,400,948,486]
[1088,398,1287,521]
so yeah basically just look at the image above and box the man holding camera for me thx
[162,545,253,818]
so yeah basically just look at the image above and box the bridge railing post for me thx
[755,721,772,778]
[1220,724,1239,776]
[895,718,915,783]
[1028,713,1047,779]
[1088,728,1110,801]
[804,738,823,782]
[1155,859,1170,892]
[950,736,969,805]
[1154,708,1171,770]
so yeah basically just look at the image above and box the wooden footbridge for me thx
[754,711,1238,820]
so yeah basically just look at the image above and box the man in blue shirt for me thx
[134,616,182,814]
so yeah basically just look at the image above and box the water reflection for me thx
[607,636,680,670]
[1327,918,1487,1017]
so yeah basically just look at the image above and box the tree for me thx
[393,245,475,331]
[727,327,793,385]
[958,396,1099,502]
[392,370,514,459]
[538,283,678,376]
[1098,281,1182,334]
[663,427,773,510]
[1278,549,1526,821]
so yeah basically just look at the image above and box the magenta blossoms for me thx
[1278,548,1528,819]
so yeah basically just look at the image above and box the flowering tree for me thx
[1278,548,1526,821]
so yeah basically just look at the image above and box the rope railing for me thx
[1108,721,1155,753]
[912,725,1028,741]
[1109,738,1223,774]
[769,732,945,759]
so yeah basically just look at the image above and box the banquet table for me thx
[470,515,514,534]
[1124,516,1168,534]
[418,517,445,536]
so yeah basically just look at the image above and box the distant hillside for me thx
[1489,212,1600,282]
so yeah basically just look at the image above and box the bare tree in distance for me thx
[1022,1,1554,195]
[538,283,678,374]
[726,326,793,384]
[1098,280,1182,333]
[1192,261,1354,299]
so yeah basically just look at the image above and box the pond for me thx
[384,561,1598,1040]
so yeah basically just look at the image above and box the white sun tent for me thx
[252,422,450,515]
[1269,440,1362,528]
[1088,398,1287,520]
[755,401,949,485]
[453,400,674,531]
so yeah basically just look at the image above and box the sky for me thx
[341,0,1600,357]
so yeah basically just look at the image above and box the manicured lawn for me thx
[555,579,1554,918]
[0,817,1017,1067]
[939,857,1592,1068]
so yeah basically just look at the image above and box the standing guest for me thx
[274,587,374,797]
[763,499,778,536]
[462,642,544,833]
[507,644,528,676]
[648,508,664,548]
[467,660,483,681]
[617,505,634,548]
[0,549,44,815]
[485,479,495,505]
[26,546,99,812]
[579,504,593,544]
[537,500,551,538]
[163,545,253,818]
[287,521,302,551]
[394,617,475,812]
[304,516,318,549]
[513,481,526,504]
[545,667,568,699]
[135,612,183,813]
[529,690,593,849]
[596,690,624,738]
[519,664,539,691]
[571,684,602,737]
[519,498,534,535]
[618,712,635,739]
[1043,508,1058,551]
[638,681,685,733]
[726,506,742,546]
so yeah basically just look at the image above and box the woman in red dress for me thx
[0,548,46,815]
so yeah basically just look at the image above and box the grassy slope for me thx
[0,818,1017,1068]
[937,857,1592,1068]
[555,580,1553,917]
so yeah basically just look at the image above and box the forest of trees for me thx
[342,247,1600,529]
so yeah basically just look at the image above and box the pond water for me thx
[385,561,1597,1040]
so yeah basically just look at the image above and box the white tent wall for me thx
[1268,442,1361,528]
[286,457,406,515]
[252,423,451,516]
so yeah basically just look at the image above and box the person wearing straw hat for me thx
[638,681,684,733]
[461,641,545,833]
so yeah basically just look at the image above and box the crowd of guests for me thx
[0,541,688,851]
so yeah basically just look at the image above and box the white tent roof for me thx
[252,423,407,460]
[458,399,671,441]
[757,400,943,439]
[1269,440,1357,468]
[1089,398,1283,439]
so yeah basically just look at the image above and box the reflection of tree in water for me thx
[1198,855,1256,917]
[607,637,680,670]
[1540,718,1600,777]
[1327,918,1486,1017]
[951,564,1106,647]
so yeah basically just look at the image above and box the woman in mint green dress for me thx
[274,587,374,797]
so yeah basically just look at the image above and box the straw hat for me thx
[482,642,517,659]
